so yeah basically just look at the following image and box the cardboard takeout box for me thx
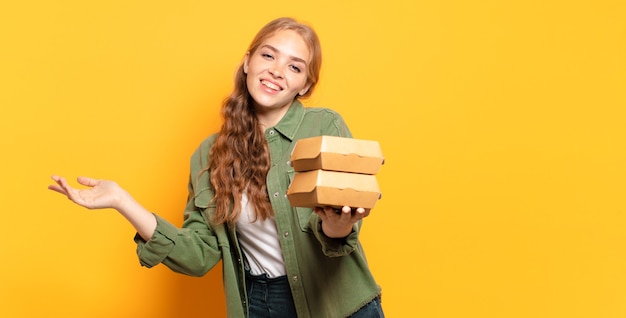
[289,136,384,174]
[286,169,382,209]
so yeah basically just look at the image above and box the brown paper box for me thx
[286,169,382,209]
[290,136,384,174]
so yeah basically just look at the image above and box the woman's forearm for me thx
[115,191,157,241]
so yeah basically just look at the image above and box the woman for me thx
[49,17,384,318]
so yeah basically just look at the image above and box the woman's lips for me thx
[261,79,282,91]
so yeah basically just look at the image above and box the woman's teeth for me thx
[261,80,281,90]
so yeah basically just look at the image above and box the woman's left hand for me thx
[313,206,370,238]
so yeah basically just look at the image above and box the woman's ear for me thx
[243,51,250,74]
[299,84,311,96]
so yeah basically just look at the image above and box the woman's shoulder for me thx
[302,106,347,124]
[299,106,352,138]
[303,106,342,117]
[199,133,219,149]
[189,133,218,168]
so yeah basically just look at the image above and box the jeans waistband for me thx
[245,269,288,284]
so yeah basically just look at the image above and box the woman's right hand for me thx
[48,175,124,210]
[48,175,157,240]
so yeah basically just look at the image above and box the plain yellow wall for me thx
[1,1,625,317]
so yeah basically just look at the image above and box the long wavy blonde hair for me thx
[208,17,322,224]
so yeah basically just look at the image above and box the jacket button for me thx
[284,231,289,237]
[292,275,298,282]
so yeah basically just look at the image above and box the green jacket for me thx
[135,101,382,317]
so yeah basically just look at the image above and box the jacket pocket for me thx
[194,187,213,209]
[193,187,217,225]
[295,207,314,233]
[288,170,314,233]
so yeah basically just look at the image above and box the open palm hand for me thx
[48,175,122,210]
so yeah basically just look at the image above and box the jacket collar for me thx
[272,100,305,141]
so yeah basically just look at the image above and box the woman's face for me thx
[244,29,311,117]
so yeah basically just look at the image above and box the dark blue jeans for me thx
[348,296,385,318]
[245,271,297,318]
[245,270,384,318]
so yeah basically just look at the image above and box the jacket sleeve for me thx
[308,213,362,257]
[134,137,222,276]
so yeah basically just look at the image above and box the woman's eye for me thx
[261,53,273,59]
[289,65,301,73]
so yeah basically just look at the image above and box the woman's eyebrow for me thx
[260,44,307,65]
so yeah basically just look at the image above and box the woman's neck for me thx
[255,104,290,129]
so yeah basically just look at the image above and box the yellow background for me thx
[1,1,625,317]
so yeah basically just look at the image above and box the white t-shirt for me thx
[235,192,286,278]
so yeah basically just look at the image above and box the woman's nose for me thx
[269,67,283,78]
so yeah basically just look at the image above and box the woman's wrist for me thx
[111,187,131,212]
[321,221,352,239]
